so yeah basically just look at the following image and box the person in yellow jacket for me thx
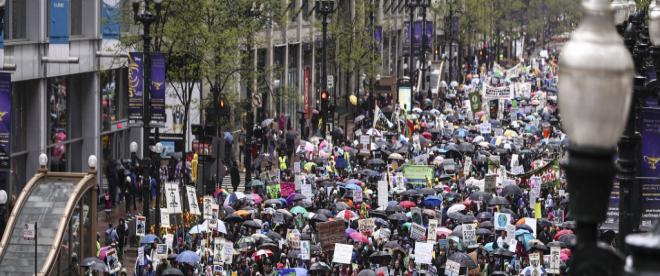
[191,153,199,183]
[279,155,288,171]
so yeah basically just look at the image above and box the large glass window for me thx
[48,78,68,172]
[101,71,119,131]
[70,0,83,36]
[3,0,27,40]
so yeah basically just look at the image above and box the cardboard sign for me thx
[164,182,183,214]
[494,212,511,230]
[317,221,347,252]
[358,218,376,234]
[136,215,146,237]
[160,208,170,228]
[462,224,477,247]
[203,196,214,220]
[353,190,363,203]
[186,185,201,216]
[549,246,561,274]
[485,174,497,193]
[137,246,145,265]
[300,240,310,260]
[414,242,433,264]
[445,259,461,276]
[377,180,388,210]
[22,223,35,240]
[410,223,426,241]
[427,219,438,242]
[332,243,353,264]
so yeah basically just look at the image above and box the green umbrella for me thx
[402,222,411,230]
[290,206,308,216]
[247,179,264,187]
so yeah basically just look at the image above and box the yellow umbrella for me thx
[234,210,251,218]
[504,129,519,138]
[304,162,317,172]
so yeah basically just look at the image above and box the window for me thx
[3,0,27,40]
[48,77,68,172]
[70,0,83,36]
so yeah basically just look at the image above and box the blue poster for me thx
[0,73,11,170]
[49,0,70,44]
[101,0,121,39]
[128,52,144,124]
[150,52,166,126]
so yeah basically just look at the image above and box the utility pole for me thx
[407,0,416,112]
[318,0,335,137]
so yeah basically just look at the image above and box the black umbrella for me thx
[469,191,492,202]
[258,243,279,251]
[476,228,492,236]
[492,248,514,258]
[291,194,307,201]
[311,214,328,222]
[264,199,283,207]
[420,187,436,196]
[476,212,493,221]
[489,196,510,206]
[317,209,333,218]
[449,252,478,268]
[369,251,393,264]
[369,210,388,219]
[386,205,404,213]
[558,234,577,245]
[309,262,332,272]
[89,262,109,273]
[458,142,475,153]
[367,158,386,166]
[547,241,566,248]
[388,212,408,222]
[499,208,518,217]
[479,221,494,229]
[266,231,282,241]
[561,221,576,229]
[383,240,402,250]
[335,202,350,211]
[460,214,477,224]
[242,220,261,229]
[447,212,465,220]
[80,257,104,267]
[402,189,420,197]
[224,214,245,223]
[501,185,523,197]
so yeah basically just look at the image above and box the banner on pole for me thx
[150,52,166,127]
[128,52,144,125]
[48,0,70,59]
[0,73,11,170]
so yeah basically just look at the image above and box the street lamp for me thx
[558,0,633,274]
[317,0,335,138]
[38,153,48,171]
[132,0,162,232]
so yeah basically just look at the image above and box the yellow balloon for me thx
[349,95,358,106]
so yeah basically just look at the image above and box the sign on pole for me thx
[160,208,170,228]
[22,223,35,240]
[414,242,433,264]
[203,196,214,220]
[331,243,353,264]
[494,212,511,230]
[186,186,201,215]
[164,182,183,214]
[427,219,438,242]
[136,215,146,237]
[462,224,477,247]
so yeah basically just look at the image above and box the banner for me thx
[640,108,660,229]
[49,0,70,59]
[482,84,512,100]
[101,0,121,39]
[0,73,11,170]
[404,21,433,50]
[374,26,383,50]
[402,165,434,186]
[186,185,201,215]
[128,52,144,125]
[150,52,166,127]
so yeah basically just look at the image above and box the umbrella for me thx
[224,214,245,223]
[547,241,566,248]
[261,118,274,127]
[447,212,465,221]
[252,249,274,261]
[242,220,262,229]
[358,269,378,276]
[247,193,262,204]
[476,228,492,236]
[344,183,363,191]
[516,224,534,233]
[139,234,160,245]
[336,210,359,221]
[335,201,350,211]
[420,187,437,196]
[277,209,293,218]
[79,257,104,267]
[561,221,576,229]
[423,196,442,207]
[368,158,386,166]
[477,212,493,221]
[349,232,371,244]
[89,262,109,273]
[386,205,404,213]
[388,152,404,160]
[447,204,466,214]
[309,262,332,272]
[388,212,408,222]
[317,209,333,218]
[162,268,185,276]
[176,250,201,265]
[401,189,420,197]
[247,179,264,187]
[311,213,328,222]
[290,206,309,216]
[554,229,574,240]
[449,252,478,268]
[493,248,514,257]
[460,214,477,224]
[558,234,576,246]
[479,221,494,229]
[189,221,208,234]
[469,191,492,202]
[266,231,283,241]
[355,115,366,123]
[489,196,509,206]
[383,241,402,250]
[399,201,417,209]
[264,199,283,207]
[501,185,523,196]
[369,210,388,219]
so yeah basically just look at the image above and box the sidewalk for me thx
[95,199,144,275]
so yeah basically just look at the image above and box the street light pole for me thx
[244,3,262,183]
[407,0,416,112]
[318,0,335,138]
[133,0,162,232]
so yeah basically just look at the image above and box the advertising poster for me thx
[640,108,660,229]
[150,52,166,127]
[0,73,11,170]
[128,52,144,124]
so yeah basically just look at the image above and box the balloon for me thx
[349,95,358,106]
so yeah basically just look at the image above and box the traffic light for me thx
[218,97,229,117]
[320,89,329,116]
[321,90,329,101]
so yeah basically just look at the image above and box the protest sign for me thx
[317,221,346,252]
[160,208,170,228]
[186,186,201,215]
[462,224,477,247]
[427,219,438,242]
[535,201,543,219]
[164,234,174,251]
[463,156,472,177]
[494,212,511,230]
[549,246,561,274]
[287,229,301,249]
[136,215,146,236]
[376,267,390,276]
[353,189,363,203]
[438,239,449,249]
[300,240,310,260]
[293,162,301,174]
[294,174,303,191]
[377,180,388,210]
[506,224,516,245]
[137,247,145,265]
[280,182,296,197]
[213,239,223,265]
[530,252,541,267]
[156,244,167,258]
[480,122,492,134]
[414,242,433,264]
[217,220,227,234]
[358,218,376,234]
[208,218,217,233]
[22,223,35,240]
[164,182,182,214]
[445,260,461,276]
[203,196,214,220]
[223,241,233,264]
[485,174,497,193]
[483,84,512,100]
[211,204,219,220]
[266,184,280,199]
[524,217,537,237]
[301,182,313,200]
[410,223,426,241]
[332,243,353,264]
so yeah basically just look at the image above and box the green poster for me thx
[266,184,280,199]
[469,91,482,112]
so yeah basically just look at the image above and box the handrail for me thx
[0,172,47,258]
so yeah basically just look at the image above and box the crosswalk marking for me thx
[221,173,246,192]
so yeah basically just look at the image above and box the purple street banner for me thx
[150,52,166,127]
[640,107,660,229]
[404,21,434,50]
[128,52,144,125]
[0,73,11,170]
[373,26,383,50]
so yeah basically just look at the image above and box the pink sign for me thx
[280,182,296,197]
[304,68,311,119]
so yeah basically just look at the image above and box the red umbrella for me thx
[399,201,417,209]
[350,232,371,244]
[554,229,574,241]
[252,249,273,261]
[421,132,432,139]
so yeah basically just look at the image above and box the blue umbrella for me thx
[388,201,399,207]
[293,268,308,276]
[424,196,442,207]
[484,242,494,252]
[345,183,362,191]
[139,234,160,245]
[224,132,234,144]
[176,250,201,265]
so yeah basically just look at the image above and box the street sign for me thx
[252,94,262,108]
[327,75,334,89]
[22,223,35,240]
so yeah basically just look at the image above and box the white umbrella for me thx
[366,128,382,137]
[412,107,423,113]
[355,115,365,123]
[388,153,404,160]
[189,220,208,234]
[447,204,466,214]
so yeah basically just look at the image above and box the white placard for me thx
[186,186,201,216]
[203,196,214,220]
[358,218,376,233]
[300,240,310,260]
[137,246,145,265]
[414,242,433,264]
[164,182,183,214]
[512,165,525,175]
[208,219,217,233]
[211,204,219,220]
[222,241,234,264]
[217,220,227,234]
[136,215,146,237]
[529,252,541,267]
[462,224,477,247]
[353,190,363,203]
[494,212,511,230]
[332,243,353,264]
[463,156,472,177]
[445,259,461,276]
[549,246,561,274]
[164,234,174,251]
[410,223,426,241]
[301,182,313,199]
[22,223,35,240]
[213,239,223,265]
[427,219,438,242]
[294,162,301,174]
[506,224,516,245]
[524,217,537,238]
[377,180,388,210]
[160,208,170,228]
[480,122,492,134]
